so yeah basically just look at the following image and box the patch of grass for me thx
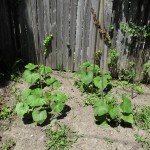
[45,122,78,150]
[135,133,150,150]
[2,138,16,150]
[134,106,150,131]
[84,93,99,106]
[103,137,113,145]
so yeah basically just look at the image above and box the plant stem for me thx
[101,0,105,97]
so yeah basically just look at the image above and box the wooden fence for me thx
[1,0,150,79]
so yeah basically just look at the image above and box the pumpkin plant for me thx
[94,94,134,127]
[74,61,112,94]
[15,63,68,125]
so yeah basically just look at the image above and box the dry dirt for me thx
[0,71,150,150]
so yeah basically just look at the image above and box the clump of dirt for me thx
[0,71,149,150]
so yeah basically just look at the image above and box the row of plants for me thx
[15,63,68,125]
[74,61,135,127]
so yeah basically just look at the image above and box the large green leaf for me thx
[30,98,47,107]
[24,95,37,106]
[23,70,40,85]
[45,77,61,87]
[31,88,43,97]
[32,110,47,124]
[109,106,119,119]
[87,64,100,73]
[80,71,93,85]
[40,65,52,75]
[21,89,31,100]
[25,63,38,71]
[15,102,29,118]
[50,91,68,103]
[80,61,91,69]
[120,95,132,113]
[51,102,65,113]
[94,101,109,116]
[94,76,108,89]
[121,113,134,124]
[95,115,109,127]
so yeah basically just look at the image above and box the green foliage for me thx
[43,34,53,56]
[15,63,68,125]
[0,106,11,120]
[94,94,134,127]
[120,22,150,38]
[74,61,111,93]
[112,80,144,94]
[22,63,56,87]
[120,62,136,83]
[3,138,16,150]
[108,48,119,69]
[134,106,150,131]
[135,133,150,150]
[143,62,150,83]
[109,24,114,32]
[84,93,99,106]
[45,123,78,150]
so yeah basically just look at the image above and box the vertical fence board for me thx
[56,0,64,69]
[50,0,57,69]
[62,0,70,70]
[88,0,99,63]
[74,0,85,71]
[69,0,78,70]
[81,0,91,64]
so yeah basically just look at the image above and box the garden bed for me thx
[0,71,150,150]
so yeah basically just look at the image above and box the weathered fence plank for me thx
[69,0,78,71]
[74,0,85,71]
[56,0,63,69]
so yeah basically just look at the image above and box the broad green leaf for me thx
[120,95,132,113]
[40,65,52,75]
[53,81,61,87]
[32,110,47,124]
[46,77,61,87]
[25,63,38,71]
[80,71,93,85]
[103,73,112,81]
[109,106,119,119]
[94,101,109,116]
[94,76,108,89]
[23,70,40,85]
[51,102,65,113]
[15,102,29,118]
[21,89,31,100]
[30,98,47,107]
[50,91,68,103]
[121,113,134,124]
[87,64,100,73]
[95,115,109,127]
[45,77,56,85]
[31,88,43,97]
[24,95,37,106]
[80,61,91,69]
[99,121,109,128]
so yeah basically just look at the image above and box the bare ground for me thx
[0,71,150,150]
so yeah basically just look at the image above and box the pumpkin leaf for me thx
[120,95,132,113]
[51,102,65,113]
[32,110,47,125]
[25,63,38,71]
[80,71,93,85]
[15,102,29,118]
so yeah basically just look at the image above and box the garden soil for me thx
[0,71,150,150]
